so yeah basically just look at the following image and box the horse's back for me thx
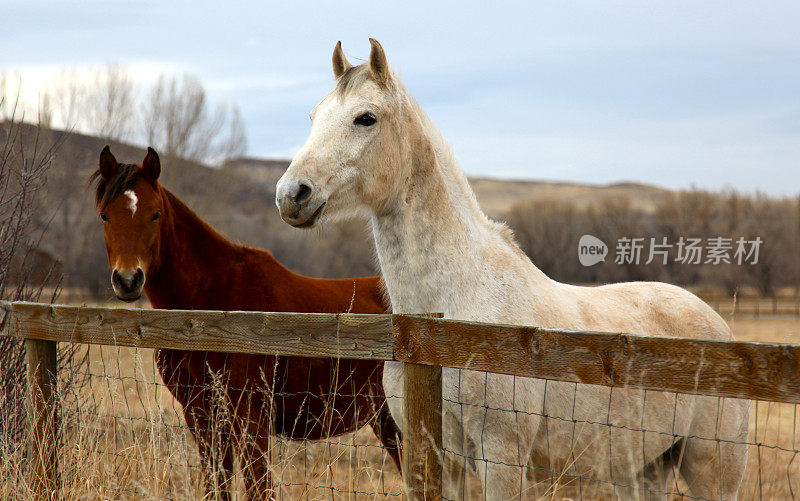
[564,280,732,341]
[235,246,387,314]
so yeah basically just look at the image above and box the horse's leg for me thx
[157,350,235,500]
[462,403,534,499]
[631,456,674,501]
[473,437,527,500]
[461,373,540,500]
[235,383,276,500]
[190,409,235,500]
[240,436,275,501]
[677,437,746,501]
[234,414,274,500]
[678,398,749,501]
[182,378,235,500]
[370,405,403,472]
[442,455,468,501]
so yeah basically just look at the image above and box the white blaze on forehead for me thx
[123,190,138,216]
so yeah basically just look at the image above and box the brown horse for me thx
[91,146,400,499]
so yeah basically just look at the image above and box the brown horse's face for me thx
[95,147,163,301]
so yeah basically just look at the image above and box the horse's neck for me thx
[372,116,552,320]
[144,190,243,309]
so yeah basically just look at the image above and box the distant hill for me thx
[467,177,670,215]
[223,157,288,191]
[222,158,671,216]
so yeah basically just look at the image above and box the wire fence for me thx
[434,382,798,500]
[54,345,402,499]
[2,301,800,500]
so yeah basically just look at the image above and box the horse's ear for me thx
[368,38,390,85]
[332,41,351,79]
[142,147,161,184]
[99,145,118,180]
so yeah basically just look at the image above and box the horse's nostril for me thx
[132,268,144,289]
[295,183,312,204]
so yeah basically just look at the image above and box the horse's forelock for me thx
[335,65,370,98]
[91,163,143,209]
[335,63,398,98]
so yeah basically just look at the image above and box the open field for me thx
[2,300,798,499]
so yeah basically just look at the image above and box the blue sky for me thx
[2,1,799,194]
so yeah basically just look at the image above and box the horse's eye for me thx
[354,112,376,126]
[152,210,161,222]
[100,212,109,222]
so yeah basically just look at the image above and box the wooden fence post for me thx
[403,313,443,500]
[26,337,59,499]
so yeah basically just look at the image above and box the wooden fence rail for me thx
[2,300,800,499]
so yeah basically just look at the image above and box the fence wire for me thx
[4,334,799,499]
[46,345,403,500]
[428,374,800,500]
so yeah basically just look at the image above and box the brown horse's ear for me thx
[142,147,161,184]
[99,145,118,180]
[368,38,390,85]
[332,41,351,79]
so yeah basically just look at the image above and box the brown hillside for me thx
[222,158,671,216]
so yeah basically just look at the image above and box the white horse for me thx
[276,39,749,500]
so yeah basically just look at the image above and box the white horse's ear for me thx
[332,41,351,79]
[368,38,390,85]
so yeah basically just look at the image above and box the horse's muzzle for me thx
[112,268,145,301]
[276,178,326,228]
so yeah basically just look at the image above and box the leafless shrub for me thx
[503,190,800,294]
[0,99,88,450]
[505,200,586,282]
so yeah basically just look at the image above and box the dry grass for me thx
[721,308,800,500]
[1,298,797,499]
[1,344,403,500]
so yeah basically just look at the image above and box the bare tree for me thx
[37,91,53,129]
[85,63,136,141]
[218,106,248,162]
[0,73,22,123]
[0,72,7,121]
[142,74,247,164]
[46,68,86,131]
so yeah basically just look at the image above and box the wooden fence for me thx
[1,300,800,499]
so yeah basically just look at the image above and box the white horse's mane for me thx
[399,80,520,247]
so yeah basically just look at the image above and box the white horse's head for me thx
[276,39,432,228]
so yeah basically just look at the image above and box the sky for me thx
[1,1,799,194]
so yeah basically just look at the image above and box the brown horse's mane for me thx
[90,164,238,254]
[90,164,143,209]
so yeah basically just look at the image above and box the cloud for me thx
[1,1,798,194]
